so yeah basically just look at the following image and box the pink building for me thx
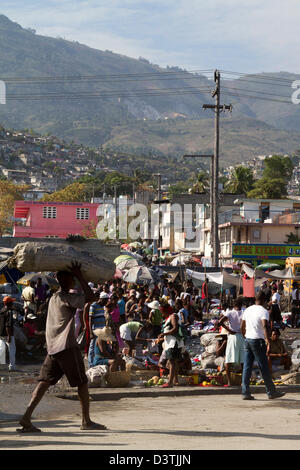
[13,201,99,238]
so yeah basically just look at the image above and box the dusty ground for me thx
[0,328,299,451]
[1,391,300,451]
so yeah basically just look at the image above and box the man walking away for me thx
[18,262,107,433]
[0,296,17,371]
[241,290,285,400]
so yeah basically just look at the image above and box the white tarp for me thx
[242,264,300,281]
[186,269,240,287]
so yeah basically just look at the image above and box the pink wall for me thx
[14,201,99,238]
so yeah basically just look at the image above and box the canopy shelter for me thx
[17,272,58,286]
[122,266,160,285]
[242,264,300,281]
[186,269,241,290]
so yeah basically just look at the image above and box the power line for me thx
[0,69,214,83]
[220,70,297,84]
[222,86,292,100]
[221,77,294,89]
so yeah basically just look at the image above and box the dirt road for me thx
[1,383,299,451]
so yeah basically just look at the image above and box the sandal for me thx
[80,422,107,430]
[16,425,42,433]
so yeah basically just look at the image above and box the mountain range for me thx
[1,14,300,166]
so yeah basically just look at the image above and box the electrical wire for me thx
[0,69,214,83]
[0,68,297,105]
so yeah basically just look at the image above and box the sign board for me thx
[232,243,300,264]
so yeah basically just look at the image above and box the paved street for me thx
[1,381,300,451]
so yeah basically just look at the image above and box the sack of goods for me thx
[8,241,115,283]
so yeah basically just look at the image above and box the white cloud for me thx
[1,0,300,72]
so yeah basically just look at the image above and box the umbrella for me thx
[121,250,144,260]
[128,241,142,248]
[114,268,124,279]
[116,257,141,271]
[122,266,157,284]
[114,254,133,264]
[17,272,58,286]
[256,263,282,271]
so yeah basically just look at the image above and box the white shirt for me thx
[225,309,243,333]
[272,292,280,304]
[242,305,269,340]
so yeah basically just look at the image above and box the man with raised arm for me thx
[18,262,107,433]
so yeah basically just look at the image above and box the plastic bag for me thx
[86,365,108,387]
[76,331,86,350]
[0,338,6,364]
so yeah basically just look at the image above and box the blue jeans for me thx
[88,336,96,368]
[242,338,276,397]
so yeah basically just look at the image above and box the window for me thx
[76,207,89,220]
[43,206,57,219]
[253,229,261,241]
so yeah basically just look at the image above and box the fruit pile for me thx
[143,376,166,387]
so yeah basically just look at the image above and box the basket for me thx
[222,372,242,386]
[106,370,131,388]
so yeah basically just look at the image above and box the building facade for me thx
[13,200,100,238]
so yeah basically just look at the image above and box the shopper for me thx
[241,290,285,400]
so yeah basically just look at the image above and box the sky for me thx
[1,0,300,74]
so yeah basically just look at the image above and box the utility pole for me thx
[153,173,161,257]
[183,154,213,257]
[203,70,232,267]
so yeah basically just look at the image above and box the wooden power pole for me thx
[203,70,232,267]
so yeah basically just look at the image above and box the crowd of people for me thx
[0,270,298,381]
[0,260,295,433]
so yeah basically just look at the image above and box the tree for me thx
[263,155,293,181]
[43,182,88,202]
[103,171,135,196]
[285,232,299,244]
[224,166,254,194]
[189,171,210,194]
[247,177,288,199]
[168,181,190,198]
[0,181,29,235]
[246,155,294,199]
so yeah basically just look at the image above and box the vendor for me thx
[119,317,143,356]
[92,326,125,373]
[156,305,185,388]
[267,328,292,373]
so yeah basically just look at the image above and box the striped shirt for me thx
[89,302,106,330]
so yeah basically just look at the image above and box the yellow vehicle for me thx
[285,257,300,294]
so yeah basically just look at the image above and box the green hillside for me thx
[1,14,300,165]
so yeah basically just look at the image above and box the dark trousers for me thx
[242,338,276,397]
